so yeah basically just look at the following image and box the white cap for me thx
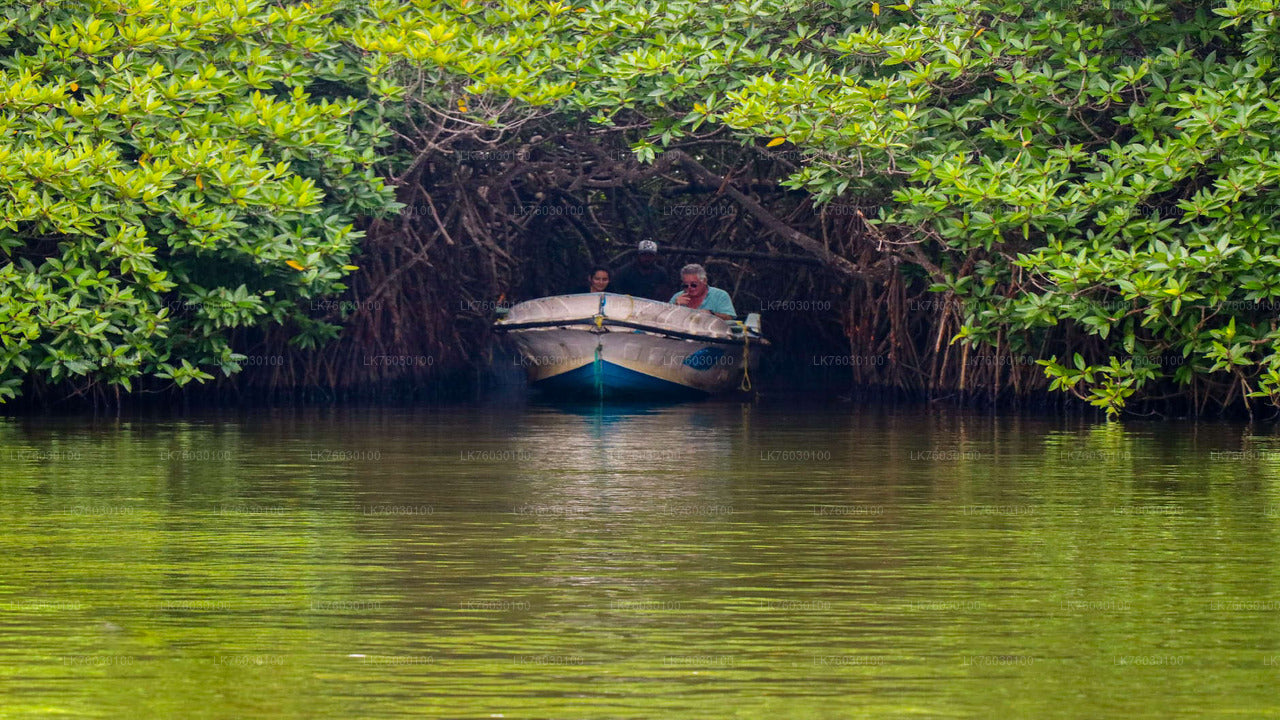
[638,240,658,253]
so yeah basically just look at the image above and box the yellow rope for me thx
[594,295,607,397]
[738,322,752,392]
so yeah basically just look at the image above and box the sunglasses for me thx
[683,282,702,289]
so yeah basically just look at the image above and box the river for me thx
[2,400,1278,718]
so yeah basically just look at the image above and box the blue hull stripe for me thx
[533,360,707,398]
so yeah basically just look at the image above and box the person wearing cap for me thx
[611,240,672,300]
[670,263,736,320]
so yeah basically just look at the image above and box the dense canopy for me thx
[7,0,1280,416]
[0,0,396,401]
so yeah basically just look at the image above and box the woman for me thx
[587,267,611,293]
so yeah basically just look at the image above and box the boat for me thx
[493,293,767,398]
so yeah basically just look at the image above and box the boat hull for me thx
[511,329,754,398]
[495,294,764,399]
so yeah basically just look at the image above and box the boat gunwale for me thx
[493,316,768,347]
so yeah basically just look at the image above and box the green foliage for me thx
[12,0,1280,414]
[360,0,1280,415]
[0,0,397,401]
[724,0,1280,415]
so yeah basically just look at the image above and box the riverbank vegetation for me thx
[6,0,1280,417]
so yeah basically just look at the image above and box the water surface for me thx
[2,401,1279,718]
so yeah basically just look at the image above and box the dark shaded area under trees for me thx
[217,125,1060,411]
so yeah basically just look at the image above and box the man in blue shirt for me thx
[670,263,736,320]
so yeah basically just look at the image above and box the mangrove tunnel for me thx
[24,132,1063,412]
[8,0,1280,420]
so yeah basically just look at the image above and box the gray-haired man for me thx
[670,264,736,320]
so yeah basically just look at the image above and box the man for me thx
[670,263,736,320]
[611,240,671,300]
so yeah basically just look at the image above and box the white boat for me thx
[493,293,767,398]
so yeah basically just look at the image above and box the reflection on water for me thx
[2,401,1280,718]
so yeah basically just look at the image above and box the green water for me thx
[3,401,1280,718]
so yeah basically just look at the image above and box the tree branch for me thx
[663,150,869,282]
